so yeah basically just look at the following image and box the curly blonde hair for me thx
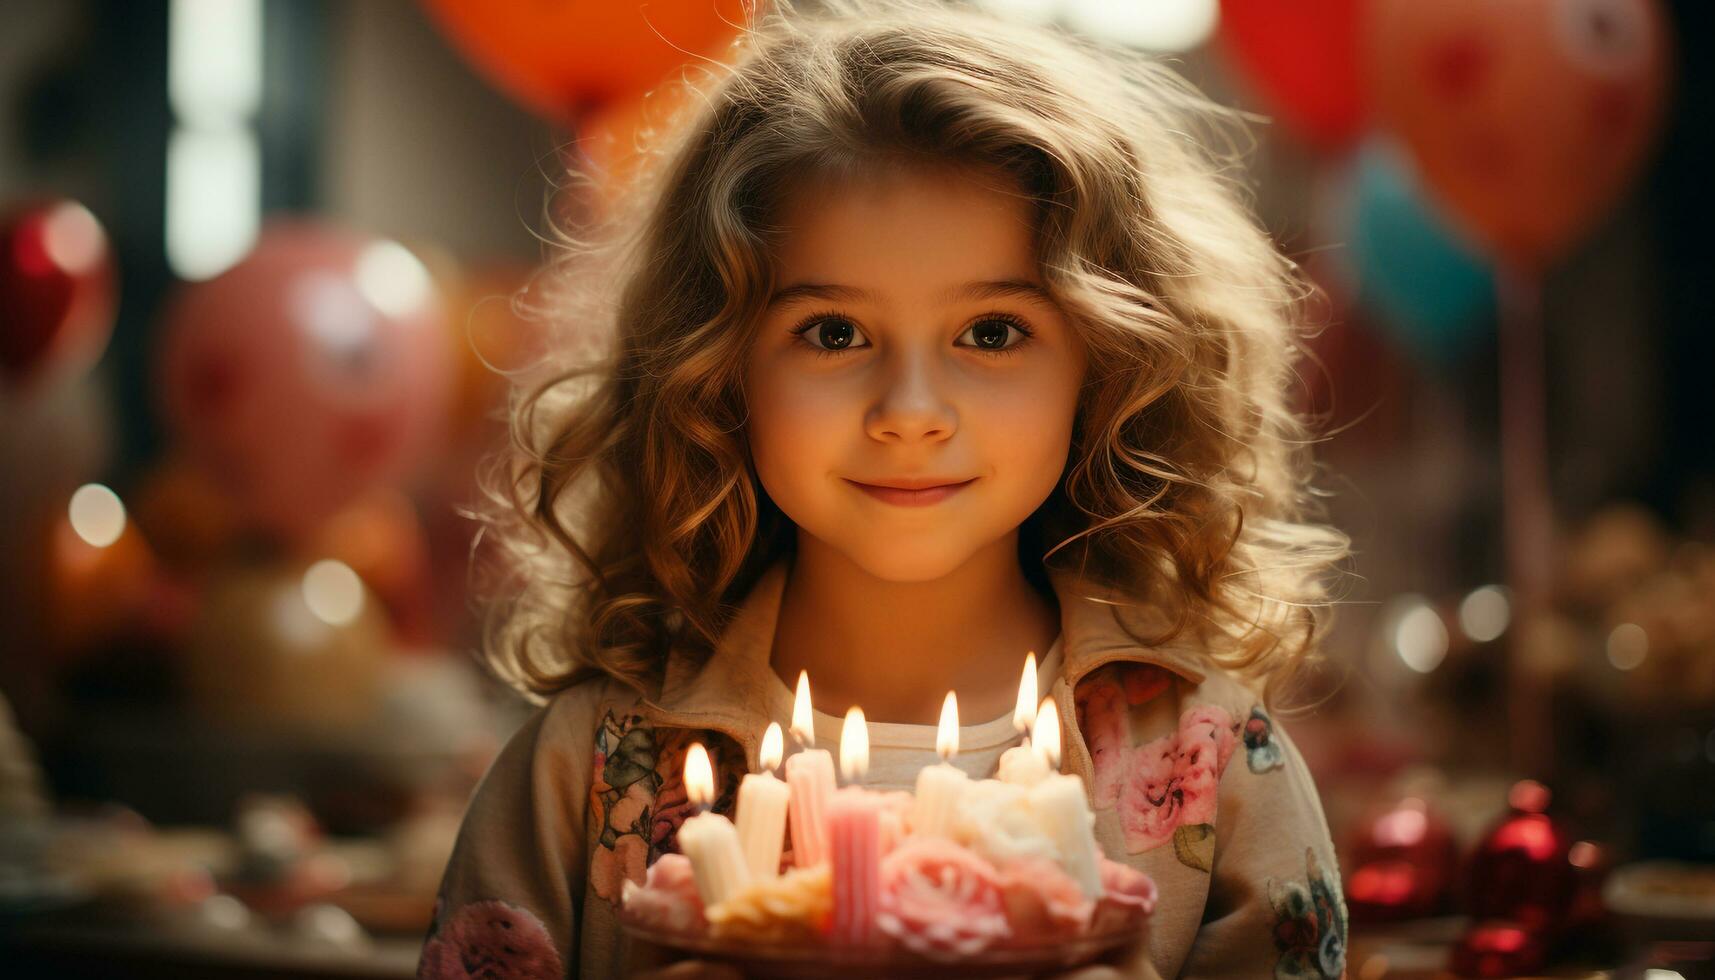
[470,0,1351,705]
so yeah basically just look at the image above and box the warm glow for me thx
[760,721,784,773]
[165,0,261,280]
[355,240,435,319]
[1508,779,1551,814]
[936,691,959,763]
[1607,622,1648,670]
[1373,799,1429,848]
[685,742,714,807]
[1569,840,1601,869]
[68,484,126,548]
[840,706,868,783]
[792,670,815,747]
[301,559,364,626]
[1033,696,1061,769]
[1395,599,1449,673]
[1013,651,1038,735]
[42,202,105,275]
[1061,0,1219,52]
[1458,585,1511,642]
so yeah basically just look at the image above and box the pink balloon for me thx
[1368,0,1673,270]
[156,223,454,541]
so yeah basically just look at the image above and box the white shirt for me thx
[794,635,1064,791]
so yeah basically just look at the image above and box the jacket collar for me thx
[639,556,1207,762]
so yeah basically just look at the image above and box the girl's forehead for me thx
[769,164,1041,288]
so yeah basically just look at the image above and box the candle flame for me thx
[936,691,959,762]
[1032,696,1061,770]
[792,670,814,747]
[760,721,784,772]
[1013,651,1037,735]
[840,706,868,782]
[685,741,714,807]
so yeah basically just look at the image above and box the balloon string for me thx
[1497,265,1554,776]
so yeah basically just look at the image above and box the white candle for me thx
[736,721,790,880]
[677,741,752,906]
[784,670,836,867]
[996,741,1051,785]
[1026,698,1105,898]
[911,691,968,838]
[996,652,1051,785]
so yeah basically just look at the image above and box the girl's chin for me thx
[837,543,989,583]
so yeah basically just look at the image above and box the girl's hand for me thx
[629,959,746,980]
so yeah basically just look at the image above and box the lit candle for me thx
[910,691,968,838]
[783,670,836,867]
[1026,698,1105,898]
[827,706,881,945]
[676,742,752,906]
[996,653,1051,785]
[736,721,790,880]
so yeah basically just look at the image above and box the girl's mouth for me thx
[843,477,977,507]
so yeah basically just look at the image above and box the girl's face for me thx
[744,164,1088,582]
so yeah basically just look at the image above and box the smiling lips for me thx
[844,476,977,506]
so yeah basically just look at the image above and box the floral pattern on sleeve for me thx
[419,899,562,980]
[1074,664,1239,871]
[1267,848,1348,980]
[1244,705,1285,774]
[588,711,742,903]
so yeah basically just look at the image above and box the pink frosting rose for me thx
[876,838,1011,959]
[420,900,563,980]
[875,790,916,855]
[995,856,1095,944]
[619,853,706,935]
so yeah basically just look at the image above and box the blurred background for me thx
[0,0,1710,977]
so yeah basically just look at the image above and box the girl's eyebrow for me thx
[765,278,1055,311]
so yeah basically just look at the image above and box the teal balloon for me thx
[1350,143,1495,362]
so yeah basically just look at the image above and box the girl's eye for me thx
[790,313,870,356]
[957,315,1034,355]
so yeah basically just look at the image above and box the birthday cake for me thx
[619,665,1156,968]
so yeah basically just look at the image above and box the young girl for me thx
[421,1,1352,977]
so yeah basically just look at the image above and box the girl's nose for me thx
[863,346,957,443]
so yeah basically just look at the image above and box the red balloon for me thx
[1369,0,1673,270]
[419,0,753,123]
[0,200,117,387]
[156,223,454,542]
[1218,0,1367,154]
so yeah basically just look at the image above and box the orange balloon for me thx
[46,504,158,656]
[1369,0,1672,270]
[579,82,700,208]
[419,0,754,123]
[129,457,246,574]
[444,263,543,437]
[301,489,435,646]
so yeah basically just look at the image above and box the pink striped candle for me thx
[785,671,835,867]
[785,749,835,866]
[827,786,882,945]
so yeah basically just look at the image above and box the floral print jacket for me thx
[422,559,1347,979]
